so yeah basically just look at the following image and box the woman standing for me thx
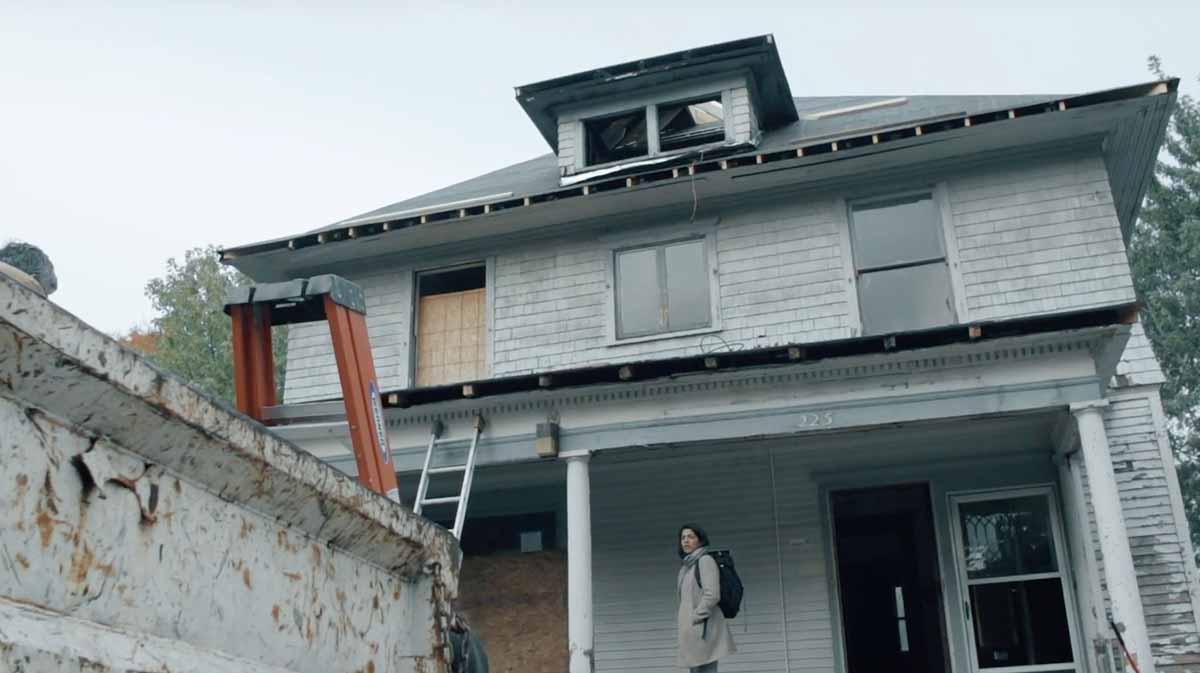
[677,524,736,673]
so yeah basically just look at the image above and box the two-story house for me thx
[221,36,1200,673]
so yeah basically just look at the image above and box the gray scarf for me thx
[679,545,708,596]
[681,546,708,571]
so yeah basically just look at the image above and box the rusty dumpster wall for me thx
[0,274,458,673]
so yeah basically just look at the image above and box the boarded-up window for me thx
[415,266,486,387]
[849,194,956,335]
[615,238,711,339]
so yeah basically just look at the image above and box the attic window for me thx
[658,95,725,152]
[585,109,649,166]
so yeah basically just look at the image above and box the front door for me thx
[833,484,949,673]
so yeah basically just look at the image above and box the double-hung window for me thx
[848,193,956,335]
[614,238,711,339]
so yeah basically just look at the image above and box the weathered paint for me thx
[0,274,458,672]
[283,149,1136,403]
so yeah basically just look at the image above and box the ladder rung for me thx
[428,465,466,474]
[421,496,461,506]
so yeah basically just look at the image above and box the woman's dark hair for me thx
[677,523,710,558]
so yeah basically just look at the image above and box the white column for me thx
[1073,400,1156,673]
[566,454,594,673]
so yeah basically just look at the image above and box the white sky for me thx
[3,1,1198,334]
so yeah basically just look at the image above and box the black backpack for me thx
[694,549,744,619]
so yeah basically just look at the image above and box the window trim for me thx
[845,187,961,335]
[604,225,722,346]
[407,257,494,388]
[559,74,745,172]
[947,486,1084,673]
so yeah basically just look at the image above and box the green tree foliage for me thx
[144,246,287,404]
[1131,59,1200,555]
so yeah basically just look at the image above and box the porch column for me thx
[1072,400,1155,673]
[566,454,594,673]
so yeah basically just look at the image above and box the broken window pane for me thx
[616,247,662,338]
[665,240,710,331]
[970,578,1073,668]
[585,109,649,166]
[858,263,955,335]
[659,95,725,152]
[850,195,943,271]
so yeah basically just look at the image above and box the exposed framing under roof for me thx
[220,79,1176,265]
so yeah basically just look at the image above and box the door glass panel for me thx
[969,578,1074,668]
[959,495,1057,579]
[616,248,662,338]
[664,239,710,331]
[850,194,943,270]
[859,263,956,335]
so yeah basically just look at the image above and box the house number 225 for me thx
[797,412,835,428]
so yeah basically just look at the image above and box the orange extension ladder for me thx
[224,274,400,503]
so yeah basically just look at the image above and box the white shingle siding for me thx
[949,153,1136,320]
[282,270,412,403]
[730,85,757,144]
[283,150,1141,398]
[558,119,577,174]
[1115,322,1167,387]
[490,198,852,376]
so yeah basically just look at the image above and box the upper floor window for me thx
[414,264,487,387]
[614,238,711,339]
[584,93,726,167]
[848,193,956,335]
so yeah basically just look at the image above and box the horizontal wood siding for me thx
[1076,390,1200,672]
[948,153,1136,320]
[591,449,835,673]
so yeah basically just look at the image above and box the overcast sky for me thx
[2,2,1198,334]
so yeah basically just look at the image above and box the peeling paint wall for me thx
[0,274,458,673]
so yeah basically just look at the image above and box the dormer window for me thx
[585,109,649,166]
[580,93,728,168]
[658,95,725,152]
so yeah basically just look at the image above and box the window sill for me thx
[606,325,723,348]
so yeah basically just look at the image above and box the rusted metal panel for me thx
[0,274,458,672]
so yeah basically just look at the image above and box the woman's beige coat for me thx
[676,554,736,668]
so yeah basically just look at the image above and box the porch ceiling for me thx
[588,409,1059,474]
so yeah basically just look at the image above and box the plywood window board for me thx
[416,267,487,387]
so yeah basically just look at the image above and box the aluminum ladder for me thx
[414,416,484,539]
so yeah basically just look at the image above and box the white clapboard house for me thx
[221,35,1200,673]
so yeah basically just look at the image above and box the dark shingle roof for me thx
[318,93,1056,233]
